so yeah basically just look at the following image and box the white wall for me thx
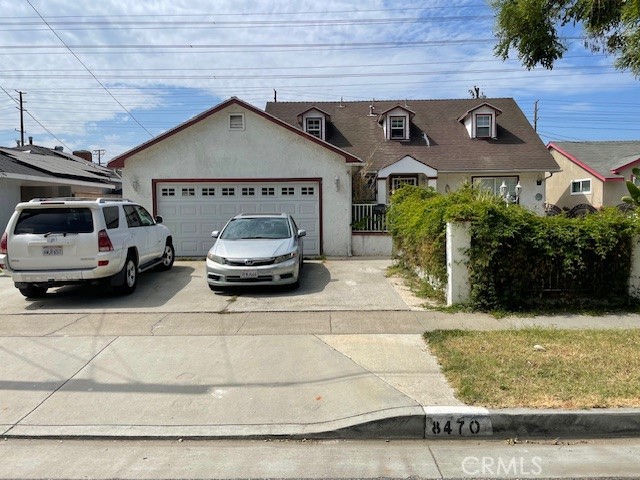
[446,222,471,306]
[351,234,392,256]
[436,172,547,214]
[122,103,353,256]
[0,179,21,232]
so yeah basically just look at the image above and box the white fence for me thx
[352,203,387,232]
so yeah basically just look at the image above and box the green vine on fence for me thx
[387,183,639,311]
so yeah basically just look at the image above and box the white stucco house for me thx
[108,97,360,257]
[109,96,559,258]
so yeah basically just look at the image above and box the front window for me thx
[390,116,406,139]
[571,179,592,194]
[305,117,322,138]
[391,176,417,190]
[476,114,492,138]
[473,176,518,198]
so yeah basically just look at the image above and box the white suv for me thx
[0,198,174,298]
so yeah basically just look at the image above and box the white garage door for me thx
[157,181,320,256]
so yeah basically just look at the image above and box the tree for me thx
[491,0,640,77]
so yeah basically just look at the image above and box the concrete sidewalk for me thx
[2,310,640,440]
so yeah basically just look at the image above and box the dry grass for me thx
[424,329,640,409]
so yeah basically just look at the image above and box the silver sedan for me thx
[205,213,305,290]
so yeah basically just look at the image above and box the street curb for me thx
[4,407,640,440]
[488,408,640,438]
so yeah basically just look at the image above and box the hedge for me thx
[387,184,639,311]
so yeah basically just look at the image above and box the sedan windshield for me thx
[220,218,291,240]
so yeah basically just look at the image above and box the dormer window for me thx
[458,102,502,140]
[476,114,492,138]
[378,105,414,141]
[390,116,406,139]
[305,117,322,138]
[297,107,330,141]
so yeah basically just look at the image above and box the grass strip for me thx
[424,328,640,409]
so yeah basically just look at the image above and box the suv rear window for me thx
[14,208,94,235]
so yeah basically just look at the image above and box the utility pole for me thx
[93,149,106,166]
[533,100,539,132]
[17,91,25,146]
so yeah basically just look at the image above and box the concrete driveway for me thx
[0,258,413,314]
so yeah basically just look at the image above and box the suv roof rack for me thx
[28,197,129,203]
[97,197,130,203]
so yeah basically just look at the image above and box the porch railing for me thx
[352,203,388,232]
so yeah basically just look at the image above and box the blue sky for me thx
[0,0,637,163]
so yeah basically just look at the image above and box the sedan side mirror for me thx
[211,230,219,238]
[297,229,306,238]
[155,215,164,224]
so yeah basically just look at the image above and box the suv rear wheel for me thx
[18,284,48,298]
[114,254,138,295]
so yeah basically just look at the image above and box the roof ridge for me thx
[266,97,514,104]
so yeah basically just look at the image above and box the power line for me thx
[4,4,488,20]
[26,0,152,138]
[0,85,71,150]
[0,15,495,32]
[1,37,585,51]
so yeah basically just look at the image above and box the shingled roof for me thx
[265,98,559,173]
[549,141,640,181]
[0,146,121,187]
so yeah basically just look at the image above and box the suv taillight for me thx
[98,229,114,252]
[0,232,7,255]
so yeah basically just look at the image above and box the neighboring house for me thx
[265,98,560,214]
[0,144,121,231]
[108,97,360,257]
[546,141,640,210]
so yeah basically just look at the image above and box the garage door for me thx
[156,181,320,256]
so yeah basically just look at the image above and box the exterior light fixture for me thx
[515,182,522,201]
[132,179,140,192]
[334,176,340,191]
[500,181,522,206]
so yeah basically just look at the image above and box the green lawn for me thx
[424,329,640,409]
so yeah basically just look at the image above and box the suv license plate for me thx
[43,246,63,256]
[240,269,258,279]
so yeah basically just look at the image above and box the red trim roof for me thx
[108,97,360,168]
[547,142,624,183]
[612,157,640,174]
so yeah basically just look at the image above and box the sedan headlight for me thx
[274,251,298,264]
[207,252,226,264]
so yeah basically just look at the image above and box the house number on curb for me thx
[426,417,492,437]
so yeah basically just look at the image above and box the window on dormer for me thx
[305,117,322,138]
[476,114,492,138]
[390,116,406,140]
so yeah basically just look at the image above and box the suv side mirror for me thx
[297,229,306,238]
[155,215,164,224]
[211,231,219,238]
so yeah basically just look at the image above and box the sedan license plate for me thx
[43,246,63,256]
[240,269,259,279]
